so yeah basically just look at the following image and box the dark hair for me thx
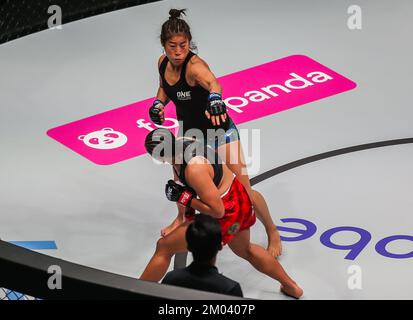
[186,214,222,263]
[160,8,197,51]
[144,128,176,159]
[145,129,212,164]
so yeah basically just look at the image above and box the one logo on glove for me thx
[209,100,222,107]
[166,188,174,200]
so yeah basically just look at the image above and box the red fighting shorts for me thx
[185,177,256,245]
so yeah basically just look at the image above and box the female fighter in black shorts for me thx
[148,9,282,258]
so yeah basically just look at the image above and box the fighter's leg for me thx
[217,140,282,257]
[140,221,190,282]
[228,229,303,299]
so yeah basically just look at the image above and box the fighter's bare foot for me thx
[161,217,183,237]
[280,283,303,299]
[267,227,283,258]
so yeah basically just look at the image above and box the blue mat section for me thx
[9,241,57,250]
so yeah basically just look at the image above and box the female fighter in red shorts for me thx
[148,8,282,258]
[139,129,303,299]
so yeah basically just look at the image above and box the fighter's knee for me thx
[155,238,174,257]
[248,189,257,202]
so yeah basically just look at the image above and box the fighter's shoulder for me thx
[186,156,213,175]
[158,54,166,68]
[188,54,210,72]
[187,155,210,166]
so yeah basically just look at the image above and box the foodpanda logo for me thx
[177,91,191,101]
[48,54,357,165]
[78,128,127,150]
[223,72,334,114]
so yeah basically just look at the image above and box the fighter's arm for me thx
[150,56,170,124]
[184,159,225,219]
[190,60,227,126]
[156,81,170,105]
[190,60,222,94]
[172,167,186,218]
[156,55,170,104]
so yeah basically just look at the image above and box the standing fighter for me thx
[148,8,282,258]
[139,129,303,299]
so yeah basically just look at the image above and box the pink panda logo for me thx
[78,128,128,150]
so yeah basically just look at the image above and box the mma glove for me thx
[149,99,165,125]
[206,93,226,116]
[165,180,194,207]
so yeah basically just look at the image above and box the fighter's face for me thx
[164,34,190,67]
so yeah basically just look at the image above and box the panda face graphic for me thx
[78,128,128,150]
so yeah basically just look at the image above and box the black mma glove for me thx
[149,99,165,125]
[165,180,194,207]
[206,92,226,116]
